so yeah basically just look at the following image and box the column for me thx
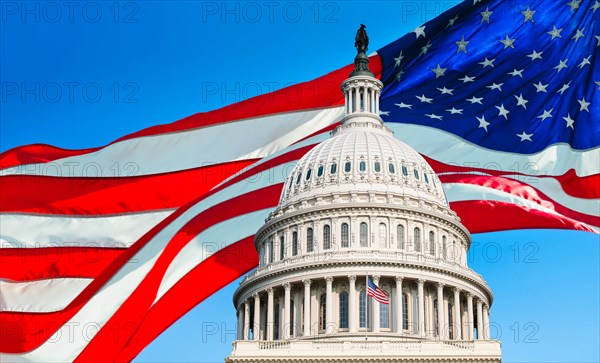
[293,291,300,337]
[253,293,261,341]
[476,299,483,340]
[372,275,380,333]
[348,275,358,333]
[483,304,490,340]
[243,300,250,340]
[417,279,425,337]
[453,288,461,341]
[325,276,334,334]
[354,87,359,113]
[283,283,291,339]
[267,287,274,341]
[395,277,403,334]
[437,283,444,339]
[466,293,474,340]
[303,279,311,337]
[237,307,243,340]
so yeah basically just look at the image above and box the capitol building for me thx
[226,27,502,362]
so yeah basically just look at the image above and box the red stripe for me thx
[0,184,281,354]
[0,247,126,281]
[0,160,255,215]
[450,200,597,234]
[0,56,382,170]
[424,155,600,199]
[439,174,600,227]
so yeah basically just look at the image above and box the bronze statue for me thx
[355,24,369,54]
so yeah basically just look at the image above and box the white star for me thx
[527,50,543,61]
[459,75,476,83]
[437,87,454,95]
[467,96,483,104]
[521,6,535,23]
[379,110,390,116]
[479,58,495,68]
[554,59,568,73]
[416,94,433,103]
[446,107,463,115]
[447,14,459,28]
[537,108,553,121]
[487,82,503,92]
[394,51,404,67]
[514,94,529,109]
[557,81,571,95]
[596,35,600,47]
[476,115,490,131]
[455,35,469,54]
[593,1,600,12]
[473,0,482,4]
[572,28,585,42]
[547,26,563,40]
[413,26,426,39]
[578,55,591,69]
[395,69,406,82]
[516,131,533,142]
[500,34,516,49]
[533,81,548,93]
[508,69,524,78]
[563,113,575,129]
[394,102,412,109]
[480,6,493,23]
[420,41,432,56]
[567,0,581,12]
[425,113,443,120]
[495,104,510,120]
[578,97,590,112]
[596,81,600,90]
[431,63,447,78]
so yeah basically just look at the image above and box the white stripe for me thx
[0,143,300,362]
[0,211,173,248]
[1,108,342,178]
[387,123,599,177]
[440,172,599,217]
[0,278,92,313]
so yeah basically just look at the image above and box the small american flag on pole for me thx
[367,276,390,304]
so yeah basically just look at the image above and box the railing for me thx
[258,341,290,350]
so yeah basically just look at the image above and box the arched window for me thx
[317,165,324,177]
[360,222,369,247]
[280,235,285,260]
[323,225,331,250]
[359,160,366,172]
[344,161,352,173]
[402,293,409,330]
[296,172,302,184]
[359,289,367,328]
[269,239,274,263]
[374,161,381,173]
[429,231,435,256]
[274,303,280,340]
[414,168,420,180]
[306,228,314,252]
[414,227,421,252]
[292,231,298,256]
[305,169,312,180]
[339,291,349,329]
[402,165,408,176]
[424,172,429,184]
[380,289,390,328]
[378,223,387,248]
[442,236,447,259]
[330,163,337,174]
[389,163,395,174]
[397,225,405,250]
[341,223,349,248]
[319,294,327,331]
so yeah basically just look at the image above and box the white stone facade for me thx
[226,56,501,363]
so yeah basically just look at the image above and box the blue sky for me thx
[2,1,598,362]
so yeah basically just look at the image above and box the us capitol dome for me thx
[226,26,501,363]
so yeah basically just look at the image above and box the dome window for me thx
[424,172,429,184]
[296,172,302,184]
[413,169,420,180]
[402,165,408,176]
[344,161,352,173]
[389,163,395,174]
[374,162,381,173]
[330,163,337,174]
[306,169,312,180]
[317,165,324,177]
[359,161,366,172]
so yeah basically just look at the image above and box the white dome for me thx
[279,121,448,208]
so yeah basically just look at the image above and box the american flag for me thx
[367,276,390,305]
[0,0,597,361]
